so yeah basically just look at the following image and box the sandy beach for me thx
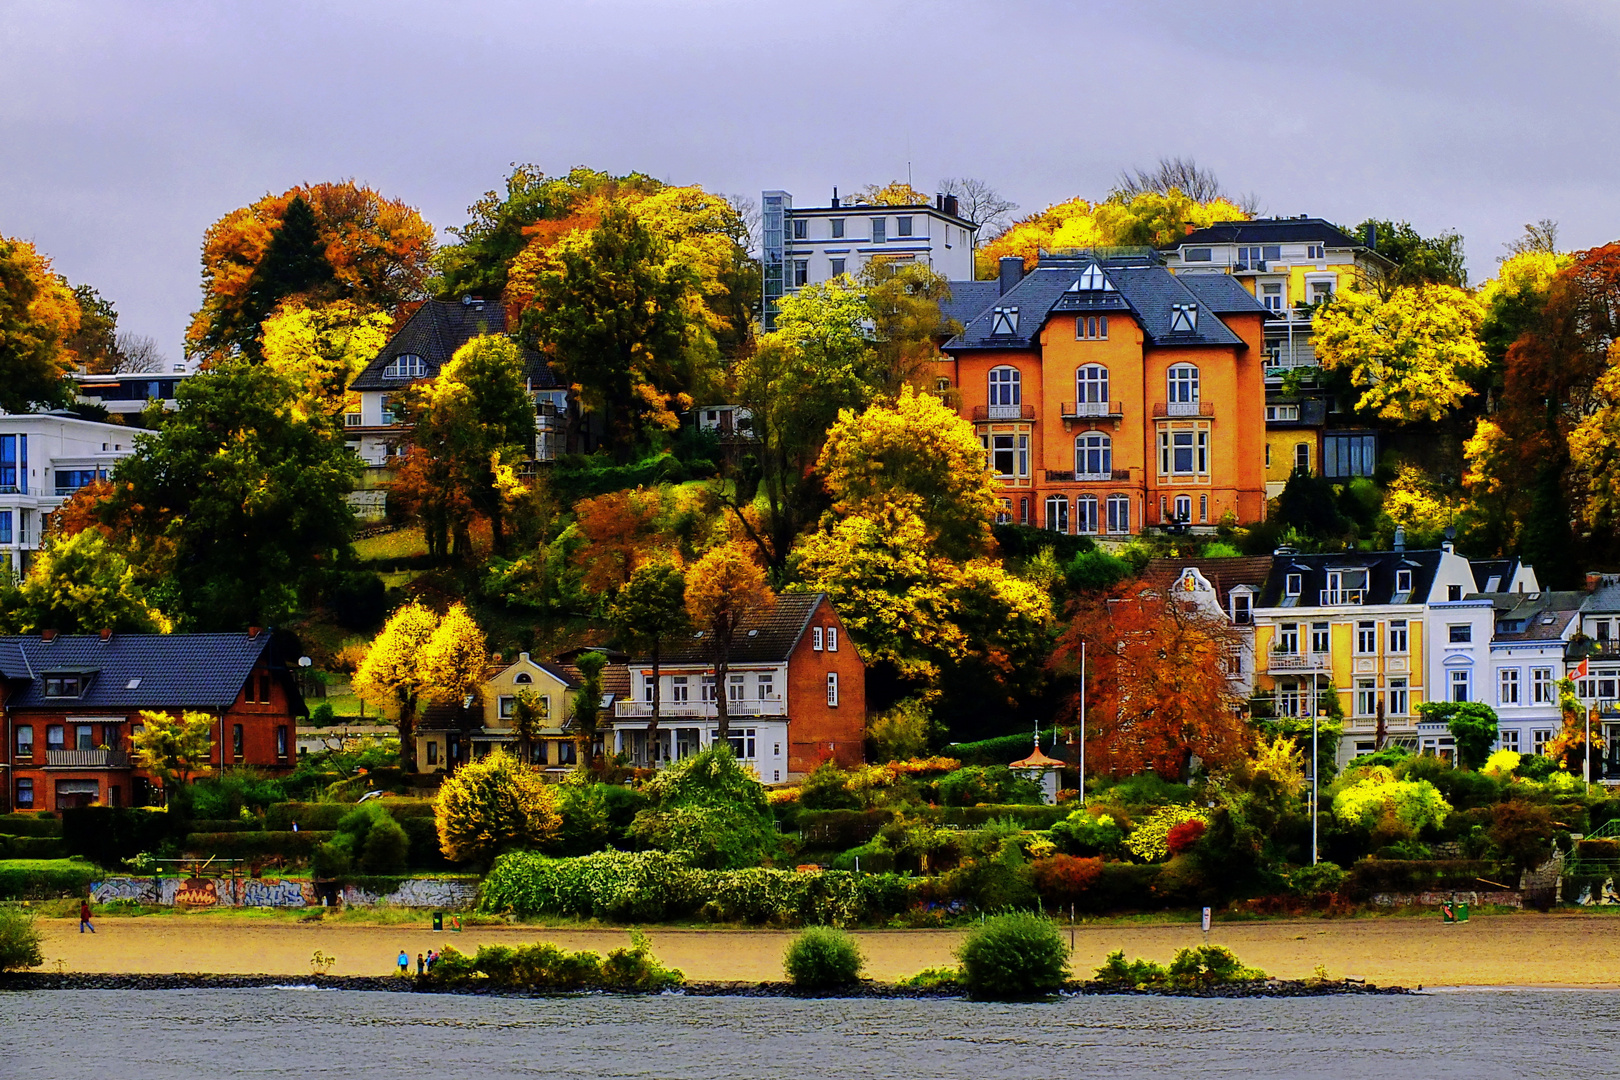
[30,912,1620,986]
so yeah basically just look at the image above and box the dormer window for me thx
[1076,264,1114,291]
[43,674,87,698]
[990,307,1020,336]
[1396,569,1413,594]
[1231,591,1252,625]
[1285,573,1302,597]
[383,354,427,379]
[1169,304,1199,334]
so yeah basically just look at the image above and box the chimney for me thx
[999,255,1025,296]
[943,194,959,218]
[41,629,56,642]
[1364,222,1377,250]
[831,186,839,208]
[935,192,943,210]
[248,626,261,640]
[1588,572,1605,592]
[1393,526,1405,554]
[98,628,111,643]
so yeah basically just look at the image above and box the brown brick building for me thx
[0,629,305,811]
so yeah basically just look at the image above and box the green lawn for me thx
[354,526,428,562]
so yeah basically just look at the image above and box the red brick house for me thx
[0,629,305,812]
[609,592,866,780]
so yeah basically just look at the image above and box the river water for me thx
[2,988,1615,1078]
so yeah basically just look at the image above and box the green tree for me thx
[626,745,777,869]
[1416,700,1500,770]
[526,202,709,458]
[209,195,336,359]
[131,710,216,795]
[431,163,557,300]
[66,283,120,373]
[96,363,360,629]
[859,260,958,397]
[434,747,561,866]
[0,908,44,972]
[1356,219,1468,289]
[571,650,608,764]
[0,235,79,411]
[0,529,170,634]
[609,560,690,761]
[510,688,550,765]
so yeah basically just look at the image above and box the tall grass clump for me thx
[0,907,44,972]
[783,926,864,990]
[954,912,1069,999]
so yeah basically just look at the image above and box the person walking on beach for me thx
[417,953,425,976]
[79,899,96,934]
[397,950,409,976]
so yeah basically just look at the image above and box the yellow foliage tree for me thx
[418,602,490,707]
[0,235,81,412]
[352,602,441,769]
[1378,465,1461,546]
[131,710,216,794]
[260,301,393,419]
[1313,285,1486,422]
[434,747,561,865]
[978,191,1249,276]
[852,181,930,206]
[817,385,999,561]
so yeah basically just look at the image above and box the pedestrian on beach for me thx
[426,949,437,971]
[417,953,425,976]
[397,950,409,976]
[79,899,96,934]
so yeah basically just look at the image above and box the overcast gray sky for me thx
[3,0,1617,360]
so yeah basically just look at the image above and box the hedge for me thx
[0,814,62,838]
[187,819,264,834]
[480,850,917,926]
[400,816,452,870]
[0,858,98,900]
[1346,859,1495,898]
[947,729,1063,769]
[62,807,187,868]
[796,810,894,849]
[182,831,335,859]
[264,800,436,831]
[934,805,1069,829]
[0,835,67,860]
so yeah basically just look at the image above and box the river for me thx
[2,988,1615,1078]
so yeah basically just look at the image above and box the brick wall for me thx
[785,597,866,774]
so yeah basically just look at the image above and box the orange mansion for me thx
[940,252,1269,535]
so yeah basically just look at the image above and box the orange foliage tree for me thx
[685,542,776,740]
[572,488,666,594]
[0,236,81,411]
[186,181,435,361]
[1050,582,1251,780]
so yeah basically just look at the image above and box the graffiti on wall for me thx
[91,876,474,909]
[174,879,220,907]
[240,878,315,907]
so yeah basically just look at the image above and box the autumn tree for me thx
[852,181,930,206]
[64,284,119,373]
[1312,285,1487,423]
[1115,156,1251,207]
[572,488,666,595]
[979,190,1249,276]
[434,747,561,866]
[0,530,170,634]
[685,543,776,740]
[92,363,360,629]
[817,385,999,561]
[401,333,535,556]
[132,710,216,794]
[187,182,434,362]
[0,236,80,411]
[610,559,690,760]
[1355,219,1467,289]
[418,603,490,709]
[260,301,393,419]
[1050,583,1251,780]
[352,602,441,770]
[860,261,957,395]
[526,202,709,458]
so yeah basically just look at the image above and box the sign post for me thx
[1201,906,1211,945]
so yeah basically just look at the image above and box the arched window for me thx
[513,672,532,684]
[1075,432,1112,478]
[1106,494,1130,535]
[1174,494,1192,522]
[1167,364,1199,405]
[988,366,1021,408]
[1075,364,1109,411]
[384,353,427,379]
[1044,495,1069,534]
[1076,495,1099,535]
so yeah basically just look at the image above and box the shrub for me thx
[1165,819,1207,856]
[1287,861,1348,898]
[435,748,561,866]
[310,702,336,725]
[954,912,1070,999]
[1096,772,1194,806]
[0,835,66,859]
[936,766,1043,807]
[1124,805,1212,862]
[1093,949,1168,987]
[798,762,860,811]
[1515,754,1559,782]
[550,783,651,857]
[428,933,682,991]
[797,809,894,850]
[967,841,1037,912]
[181,770,287,820]
[360,812,410,874]
[629,746,777,869]
[783,926,864,989]
[1048,810,1125,856]
[1029,854,1103,906]
[0,907,44,972]
[867,698,932,762]
[897,965,961,989]
[1332,768,1451,839]
[1167,945,1265,988]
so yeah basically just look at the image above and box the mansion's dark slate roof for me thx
[939,280,1001,331]
[645,592,829,666]
[1256,550,1446,609]
[1171,217,1368,249]
[944,254,1266,353]
[1177,272,1272,314]
[0,632,283,711]
[1479,591,1583,643]
[1143,556,1274,611]
[349,298,561,392]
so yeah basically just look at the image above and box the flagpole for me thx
[1079,640,1087,807]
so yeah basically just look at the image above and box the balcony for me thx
[973,404,1035,422]
[614,697,787,719]
[46,749,130,768]
[1061,401,1123,420]
[1152,401,1214,418]
[1320,589,1365,606]
[1267,651,1331,675]
[1045,469,1131,483]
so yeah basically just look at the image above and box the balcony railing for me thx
[1152,401,1214,418]
[973,404,1035,422]
[614,697,787,719]
[46,749,130,768]
[1266,652,1331,675]
[1320,589,1365,606]
[1061,400,1123,419]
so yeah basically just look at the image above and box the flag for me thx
[1573,658,1590,681]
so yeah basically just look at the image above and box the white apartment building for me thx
[0,413,137,575]
[761,189,979,328]
[71,370,192,417]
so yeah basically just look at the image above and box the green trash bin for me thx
[1457,902,1469,923]
[432,911,443,932]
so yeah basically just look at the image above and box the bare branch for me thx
[939,177,1019,238]
[1115,156,1241,206]
[112,332,168,374]
[1502,219,1560,260]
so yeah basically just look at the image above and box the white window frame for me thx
[1388,619,1408,654]
[1167,364,1200,404]
[1106,494,1130,535]
[1532,667,1554,704]
[827,672,839,707]
[1450,669,1471,703]
[1076,431,1112,478]
[1076,495,1099,535]
[812,627,824,651]
[826,628,837,652]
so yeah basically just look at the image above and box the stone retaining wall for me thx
[90,876,477,909]
[1369,889,1523,908]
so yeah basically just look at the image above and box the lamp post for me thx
[1079,640,1087,807]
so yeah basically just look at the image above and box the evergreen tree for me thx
[210,196,335,358]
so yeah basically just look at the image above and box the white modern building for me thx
[71,370,193,417]
[0,413,138,575]
[761,189,979,328]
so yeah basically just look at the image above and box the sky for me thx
[3,0,1618,361]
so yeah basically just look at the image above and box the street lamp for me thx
[1311,702,1328,866]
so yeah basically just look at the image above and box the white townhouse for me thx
[1482,592,1582,759]
[0,412,137,576]
[1572,577,1620,782]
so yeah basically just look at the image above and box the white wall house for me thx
[1483,594,1580,761]
[71,370,192,416]
[0,413,136,575]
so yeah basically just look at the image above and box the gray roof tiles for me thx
[1257,550,1445,608]
[640,592,828,666]
[349,298,560,392]
[0,633,280,710]
[1172,218,1366,249]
